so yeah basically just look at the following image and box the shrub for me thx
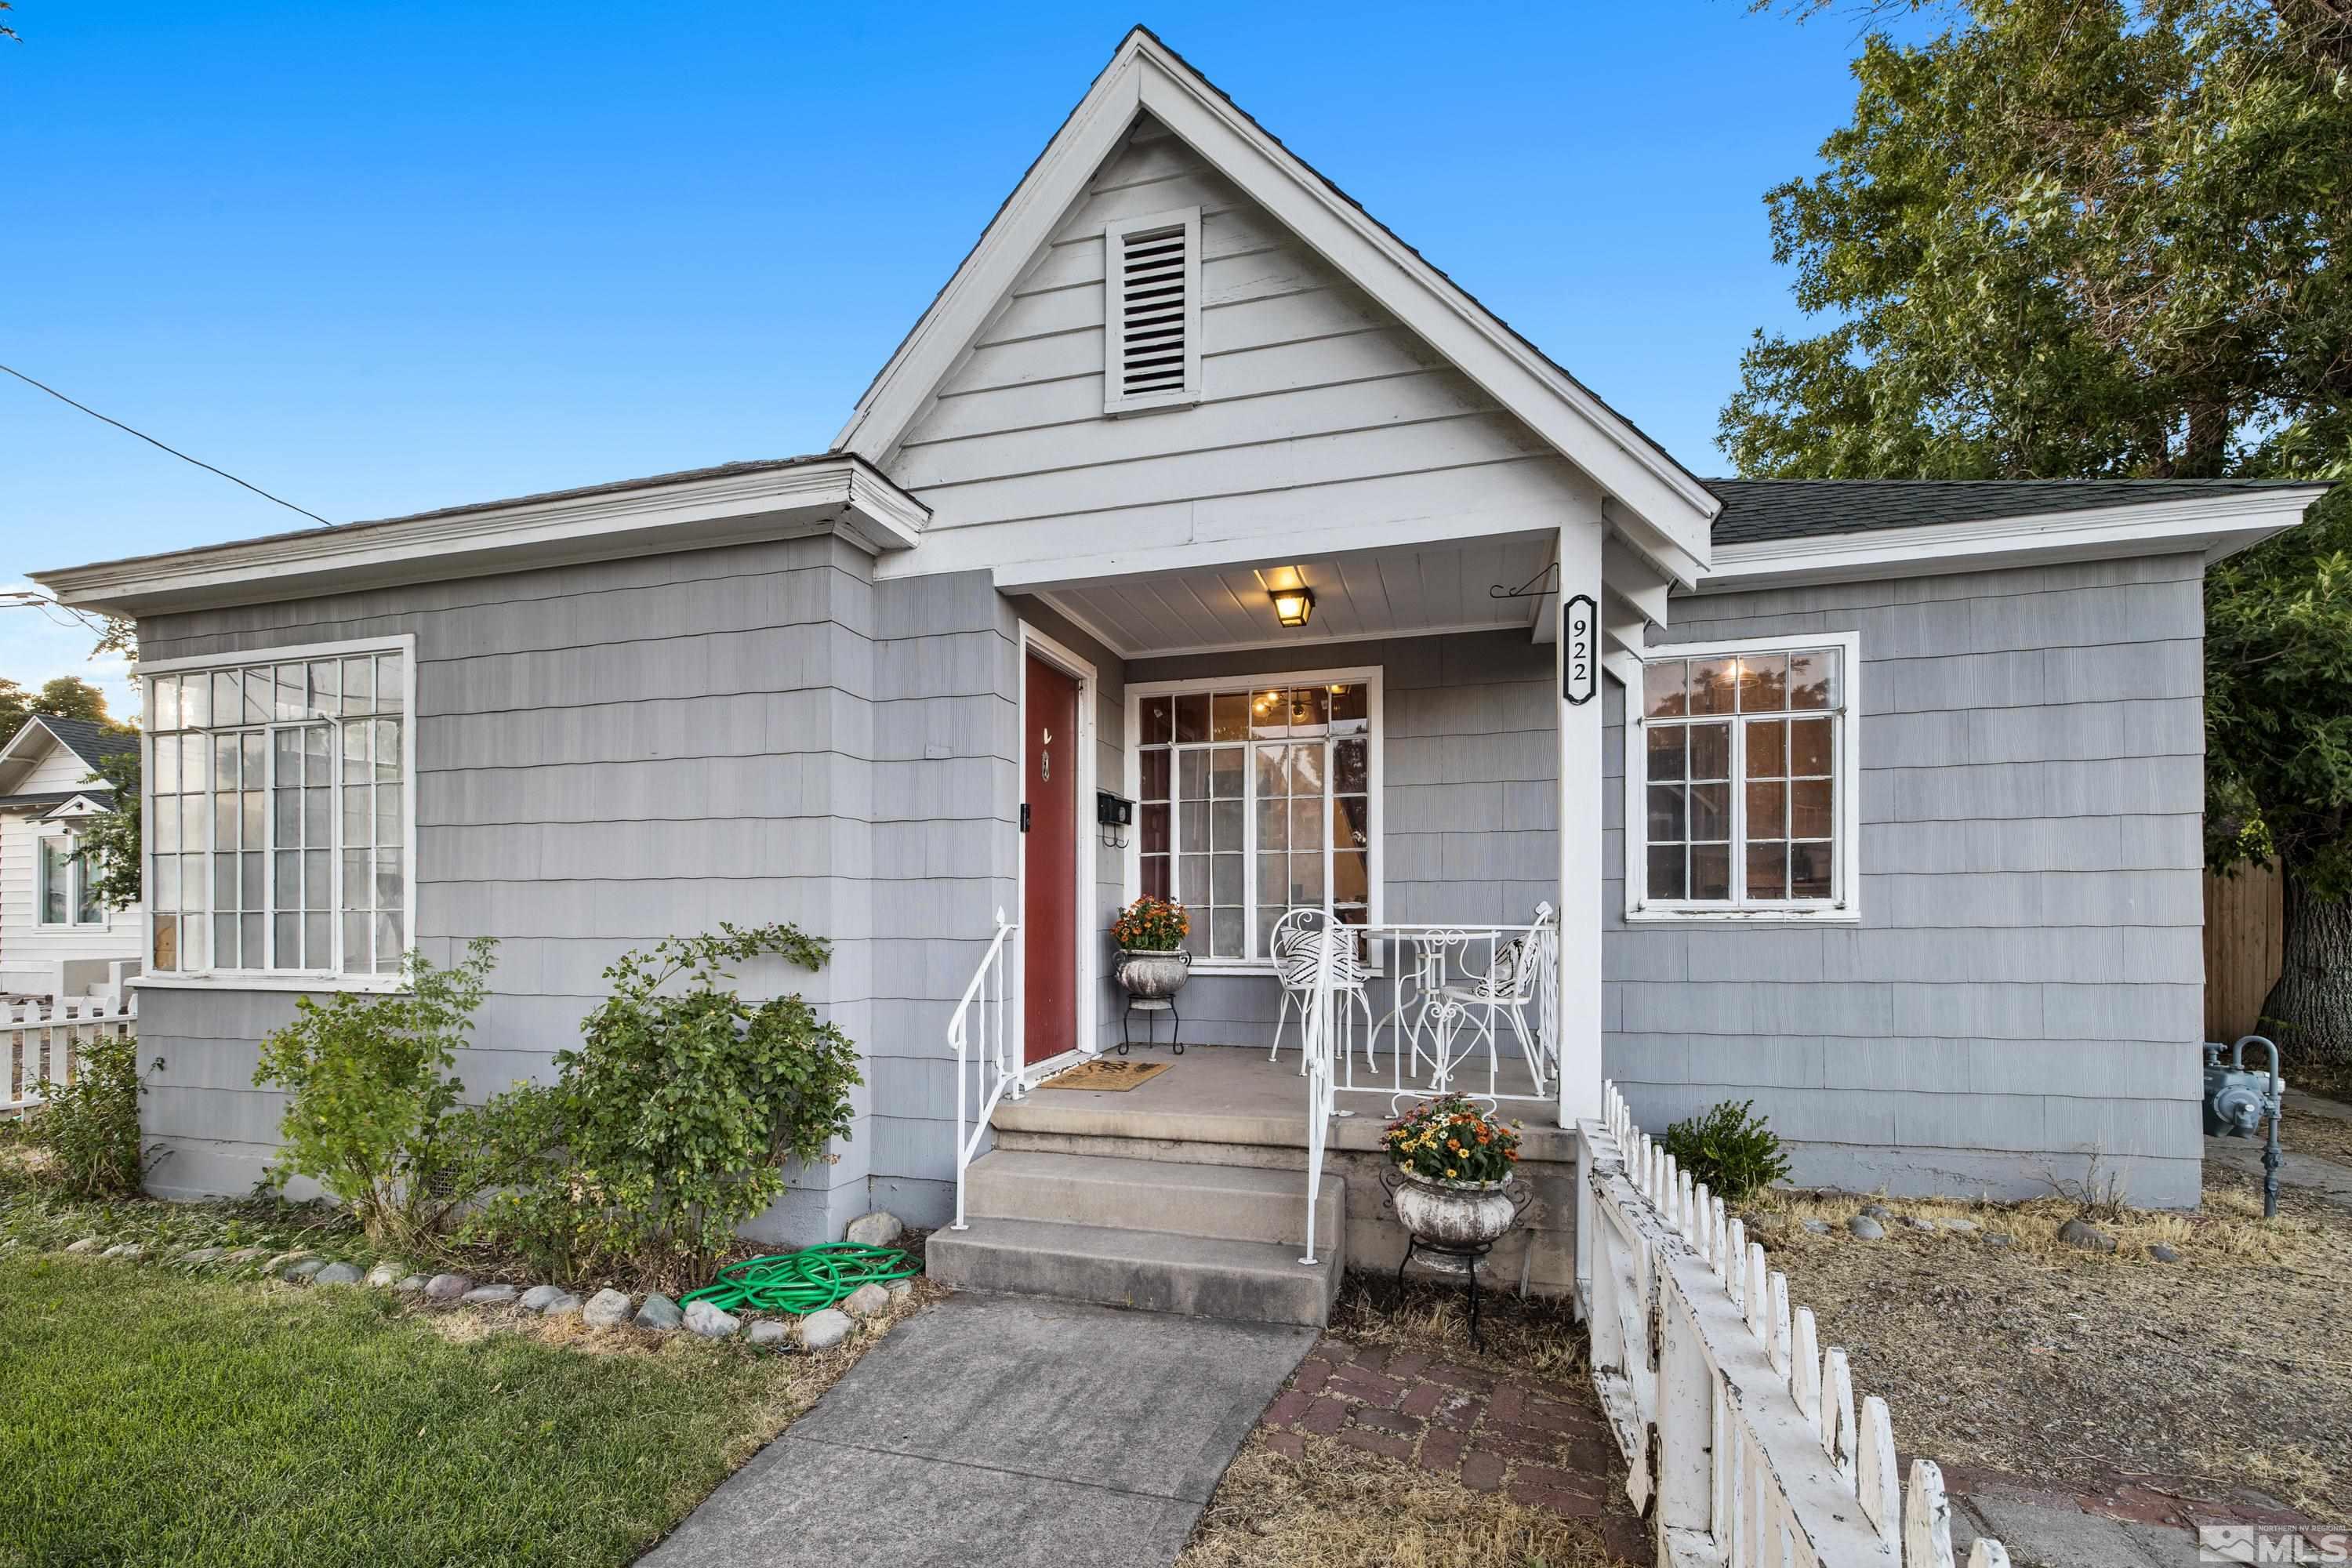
[1662,1098,1791,1203]
[31,1033,161,1199]
[463,922,861,1287]
[252,938,498,1246]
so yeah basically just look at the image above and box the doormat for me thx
[1037,1058,1174,1091]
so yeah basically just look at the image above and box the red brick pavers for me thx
[1260,1335,1651,1564]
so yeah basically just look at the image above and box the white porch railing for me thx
[946,909,1018,1232]
[1294,913,1345,1265]
[1577,1083,2011,1568]
[4,994,138,1112]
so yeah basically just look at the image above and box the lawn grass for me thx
[0,1255,836,1568]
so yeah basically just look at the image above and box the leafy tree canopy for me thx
[0,675,125,748]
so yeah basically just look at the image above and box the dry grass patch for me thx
[2278,1107,2352,1168]
[1180,1429,1631,1568]
[1323,1272,1589,1385]
[1755,1165,2352,1518]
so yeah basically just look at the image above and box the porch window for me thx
[1626,634,1858,919]
[37,835,103,927]
[1132,673,1377,963]
[141,639,413,978]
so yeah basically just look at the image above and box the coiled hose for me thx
[679,1243,920,1316]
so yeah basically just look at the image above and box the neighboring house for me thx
[31,31,2328,1317]
[0,715,143,999]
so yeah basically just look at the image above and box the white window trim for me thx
[1123,665,1384,975]
[1102,205,1203,416]
[35,832,107,929]
[136,633,419,990]
[1622,630,1861,925]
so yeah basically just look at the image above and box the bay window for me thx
[143,637,414,979]
[1626,633,1858,919]
[1131,671,1379,964]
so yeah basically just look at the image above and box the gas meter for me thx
[2203,1035,2284,1218]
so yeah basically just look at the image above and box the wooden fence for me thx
[1578,1084,2010,1566]
[2,996,138,1112]
[2206,860,2284,1042]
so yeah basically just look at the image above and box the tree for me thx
[1723,0,2352,1060]
[0,674,122,747]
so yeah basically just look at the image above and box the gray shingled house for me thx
[34,31,2328,1324]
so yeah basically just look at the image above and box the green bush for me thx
[1661,1098,1791,1204]
[252,938,498,1247]
[31,1033,160,1199]
[463,922,861,1287]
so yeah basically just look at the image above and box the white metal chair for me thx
[1268,907,1377,1076]
[1436,902,1557,1095]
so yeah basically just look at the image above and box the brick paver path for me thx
[1253,1334,1650,1563]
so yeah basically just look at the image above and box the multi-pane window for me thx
[1134,677,1374,962]
[144,644,409,976]
[1632,641,1852,913]
[37,835,101,926]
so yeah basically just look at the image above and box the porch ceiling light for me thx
[1268,585,1315,628]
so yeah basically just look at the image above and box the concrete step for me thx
[927,1212,1346,1326]
[964,1149,1338,1247]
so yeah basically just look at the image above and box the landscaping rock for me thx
[264,1250,314,1274]
[423,1272,474,1303]
[885,1279,913,1298]
[101,1243,147,1260]
[1847,1215,1886,1240]
[582,1288,633,1328]
[518,1284,568,1313]
[285,1258,328,1281]
[394,1276,428,1294]
[314,1262,365,1287]
[683,1301,741,1339]
[2058,1218,2118,1254]
[461,1283,519,1307]
[64,1237,104,1254]
[748,1320,789,1347]
[2148,1243,2181,1263]
[1901,1217,1936,1232]
[1987,1232,2016,1250]
[365,1263,401,1288]
[1801,1219,1832,1235]
[223,1247,269,1265]
[843,1210,904,1247]
[840,1282,891,1319]
[181,1246,227,1265]
[539,1291,583,1319]
[1860,1203,1893,1221]
[797,1308,854,1351]
[1941,1218,1978,1233]
[634,1294,684,1332]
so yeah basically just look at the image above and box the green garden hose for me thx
[680,1243,919,1316]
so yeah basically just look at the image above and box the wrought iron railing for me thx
[946,909,1017,1232]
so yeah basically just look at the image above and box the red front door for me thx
[1023,653,1080,1065]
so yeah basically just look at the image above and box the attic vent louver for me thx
[1103,206,1203,414]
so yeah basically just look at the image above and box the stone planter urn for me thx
[1389,1168,1523,1250]
[1114,947,1192,1000]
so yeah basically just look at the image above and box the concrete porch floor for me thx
[999,1041,1577,1163]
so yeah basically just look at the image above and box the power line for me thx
[0,361,336,528]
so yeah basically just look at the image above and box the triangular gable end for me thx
[833,27,1718,583]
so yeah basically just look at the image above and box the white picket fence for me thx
[1577,1083,2009,1568]
[2,995,138,1112]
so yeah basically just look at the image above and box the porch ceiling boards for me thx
[1033,532,1556,658]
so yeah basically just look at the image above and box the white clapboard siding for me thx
[3,993,137,1112]
[1577,1083,2010,1567]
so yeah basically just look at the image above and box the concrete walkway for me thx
[638,1292,1315,1568]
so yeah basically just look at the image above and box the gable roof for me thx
[1708,477,2319,546]
[834,26,1719,583]
[0,715,137,805]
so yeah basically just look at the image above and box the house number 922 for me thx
[1562,593,1599,706]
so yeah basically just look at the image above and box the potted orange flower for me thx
[1382,1094,1523,1248]
[1111,895,1192,1000]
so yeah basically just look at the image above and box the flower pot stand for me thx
[1392,1233,1500,1351]
[1379,1168,1532,1352]
[1117,995,1182,1055]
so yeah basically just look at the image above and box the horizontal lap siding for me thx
[132,537,879,1226]
[1605,554,2208,1206]
[887,114,1596,564]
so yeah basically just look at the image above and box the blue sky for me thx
[0,2,1909,717]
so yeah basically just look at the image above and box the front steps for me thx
[927,1149,1345,1327]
